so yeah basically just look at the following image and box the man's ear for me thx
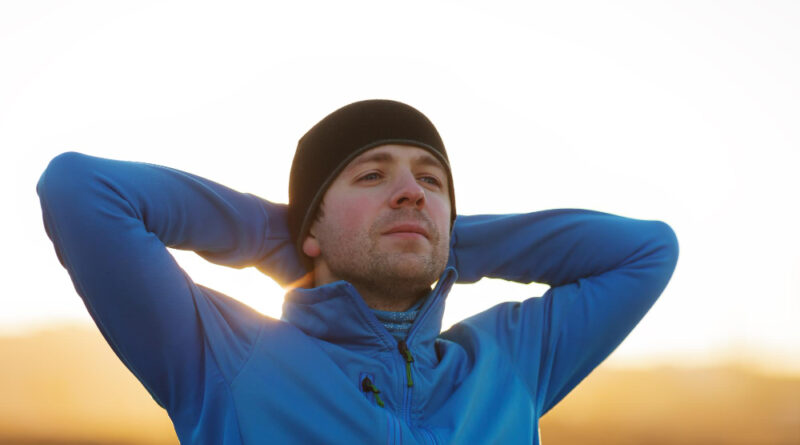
[302,233,321,258]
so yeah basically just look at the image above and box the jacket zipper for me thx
[397,340,415,387]
[396,270,455,442]
[400,338,437,445]
[396,339,414,428]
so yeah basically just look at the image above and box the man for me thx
[37,99,679,444]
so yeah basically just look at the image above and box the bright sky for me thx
[1,1,798,374]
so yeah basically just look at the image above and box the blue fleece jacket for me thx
[36,151,679,444]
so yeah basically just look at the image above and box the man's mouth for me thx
[382,223,430,239]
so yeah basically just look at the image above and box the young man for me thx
[37,100,679,444]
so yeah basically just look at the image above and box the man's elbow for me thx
[653,220,679,268]
[37,151,93,205]
[645,220,680,290]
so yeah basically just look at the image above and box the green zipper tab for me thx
[398,340,415,387]
[361,376,385,407]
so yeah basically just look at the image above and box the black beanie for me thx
[288,99,456,264]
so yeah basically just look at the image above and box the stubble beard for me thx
[318,211,449,309]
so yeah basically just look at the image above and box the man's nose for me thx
[389,172,426,209]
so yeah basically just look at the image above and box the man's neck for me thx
[309,262,431,312]
[311,263,429,311]
[355,284,429,312]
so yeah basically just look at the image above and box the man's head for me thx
[288,100,456,302]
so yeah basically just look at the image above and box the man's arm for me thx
[446,209,679,414]
[36,151,298,412]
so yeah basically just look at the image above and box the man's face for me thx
[302,144,451,293]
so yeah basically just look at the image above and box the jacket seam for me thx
[347,291,397,351]
[468,311,539,410]
[228,315,267,386]
[224,310,265,444]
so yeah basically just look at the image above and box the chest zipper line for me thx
[397,340,415,387]
[393,272,454,439]
[397,339,416,433]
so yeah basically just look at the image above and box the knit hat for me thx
[288,99,456,265]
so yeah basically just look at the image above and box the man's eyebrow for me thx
[414,153,446,172]
[346,151,394,171]
[346,151,446,173]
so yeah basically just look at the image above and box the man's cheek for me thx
[336,197,374,229]
[430,196,451,227]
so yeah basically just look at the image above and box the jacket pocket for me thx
[359,372,385,407]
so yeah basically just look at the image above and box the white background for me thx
[1,0,798,374]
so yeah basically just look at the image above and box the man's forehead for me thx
[344,144,446,172]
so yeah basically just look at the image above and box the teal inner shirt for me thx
[371,295,428,342]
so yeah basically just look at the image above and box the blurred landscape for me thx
[1,325,797,445]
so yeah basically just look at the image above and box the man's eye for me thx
[420,176,441,186]
[358,172,382,182]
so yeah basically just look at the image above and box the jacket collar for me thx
[281,267,458,352]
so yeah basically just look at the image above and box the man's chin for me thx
[380,253,443,281]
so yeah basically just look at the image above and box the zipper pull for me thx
[398,340,415,387]
[361,376,385,407]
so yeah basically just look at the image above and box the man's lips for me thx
[382,223,430,239]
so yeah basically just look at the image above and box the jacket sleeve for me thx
[36,151,302,411]
[449,209,679,414]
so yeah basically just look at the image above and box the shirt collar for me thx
[281,267,458,352]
